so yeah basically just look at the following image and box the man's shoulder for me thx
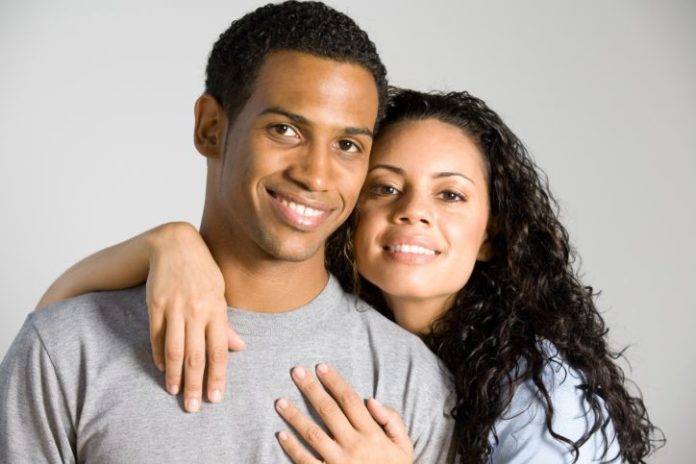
[339,295,449,378]
[29,286,148,353]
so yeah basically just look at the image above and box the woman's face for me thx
[354,118,491,332]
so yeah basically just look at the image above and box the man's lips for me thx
[267,189,332,231]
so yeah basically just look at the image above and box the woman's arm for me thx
[36,225,160,309]
[275,363,413,464]
[36,222,244,413]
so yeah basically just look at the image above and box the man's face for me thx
[206,50,379,262]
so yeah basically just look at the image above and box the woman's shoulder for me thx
[489,340,621,463]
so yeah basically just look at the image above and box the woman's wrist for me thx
[146,222,199,263]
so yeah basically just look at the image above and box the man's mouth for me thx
[267,189,331,231]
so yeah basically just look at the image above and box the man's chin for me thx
[258,237,325,263]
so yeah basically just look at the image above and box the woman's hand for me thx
[274,363,413,464]
[145,222,245,412]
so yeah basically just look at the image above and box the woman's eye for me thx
[271,124,298,138]
[369,184,399,196]
[440,190,465,202]
[337,140,360,153]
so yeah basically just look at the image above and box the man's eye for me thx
[271,124,298,137]
[337,140,360,153]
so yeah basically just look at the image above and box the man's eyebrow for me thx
[258,107,308,124]
[369,165,475,184]
[345,126,373,138]
[259,106,373,138]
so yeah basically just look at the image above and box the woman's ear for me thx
[476,235,493,262]
[477,221,495,262]
[194,94,226,159]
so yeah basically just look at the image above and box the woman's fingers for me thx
[366,399,414,454]
[163,315,185,396]
[290,366,355,440]
[205,316,229,404]
[276,431,323,464]
[277,365,414,463]
[314,363,379,433]
[275,398,340,461]
[182,321,206,412]
[148,303,166,372]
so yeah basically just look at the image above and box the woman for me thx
[38,88,661,462]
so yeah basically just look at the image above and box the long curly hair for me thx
[326,87,663,463]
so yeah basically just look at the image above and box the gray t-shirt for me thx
[0,276,454,463]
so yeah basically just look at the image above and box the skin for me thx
[272,118,492,461]
[179,50,378,413]
[197,50,378,312]
[35,61,493,462]
[36,49,416,462]
[355,119,491,333]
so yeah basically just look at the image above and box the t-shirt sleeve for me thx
[489,360,621,464]
[406,359,456,463]
[0,315,76,463]
[411,400,456,463]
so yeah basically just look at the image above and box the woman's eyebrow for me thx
[433,171,475,185]
[368,164,475,185]
[368,164,403,174]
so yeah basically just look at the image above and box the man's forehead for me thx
[244,50,379,129]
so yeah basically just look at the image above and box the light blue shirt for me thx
[489,343,621,463]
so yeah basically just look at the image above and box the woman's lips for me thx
[382,238,441,265]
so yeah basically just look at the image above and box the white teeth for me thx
[279,198,323,217]
[389,244,436,256]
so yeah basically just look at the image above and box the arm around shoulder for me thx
[35,221,199,309]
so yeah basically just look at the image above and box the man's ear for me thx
[194,94,226,159]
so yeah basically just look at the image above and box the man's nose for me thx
[287,142,332,192]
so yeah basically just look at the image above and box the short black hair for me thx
[205,1,388,126]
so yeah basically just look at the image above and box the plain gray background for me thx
[1,0,693,461]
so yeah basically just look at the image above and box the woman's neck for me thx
[384,294,455,336]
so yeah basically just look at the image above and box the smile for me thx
[277,197,324,217]
[385,244,438,256]
[267,189,331,231]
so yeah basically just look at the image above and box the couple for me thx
[0,1,658,463]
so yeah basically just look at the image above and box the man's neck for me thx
[200,227,329,313]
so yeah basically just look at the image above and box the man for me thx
[0,2,453,462]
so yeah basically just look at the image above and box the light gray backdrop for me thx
[1,0,693,461]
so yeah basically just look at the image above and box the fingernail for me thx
[276,398,289,411]
[278,431,289,442]
[168,384,179,395]
[186,397,200,413]
[316,363,329,374]
[210,389,222,403]
[371,397,382,407]
[293,366,306,380]
[156,362,164,372]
